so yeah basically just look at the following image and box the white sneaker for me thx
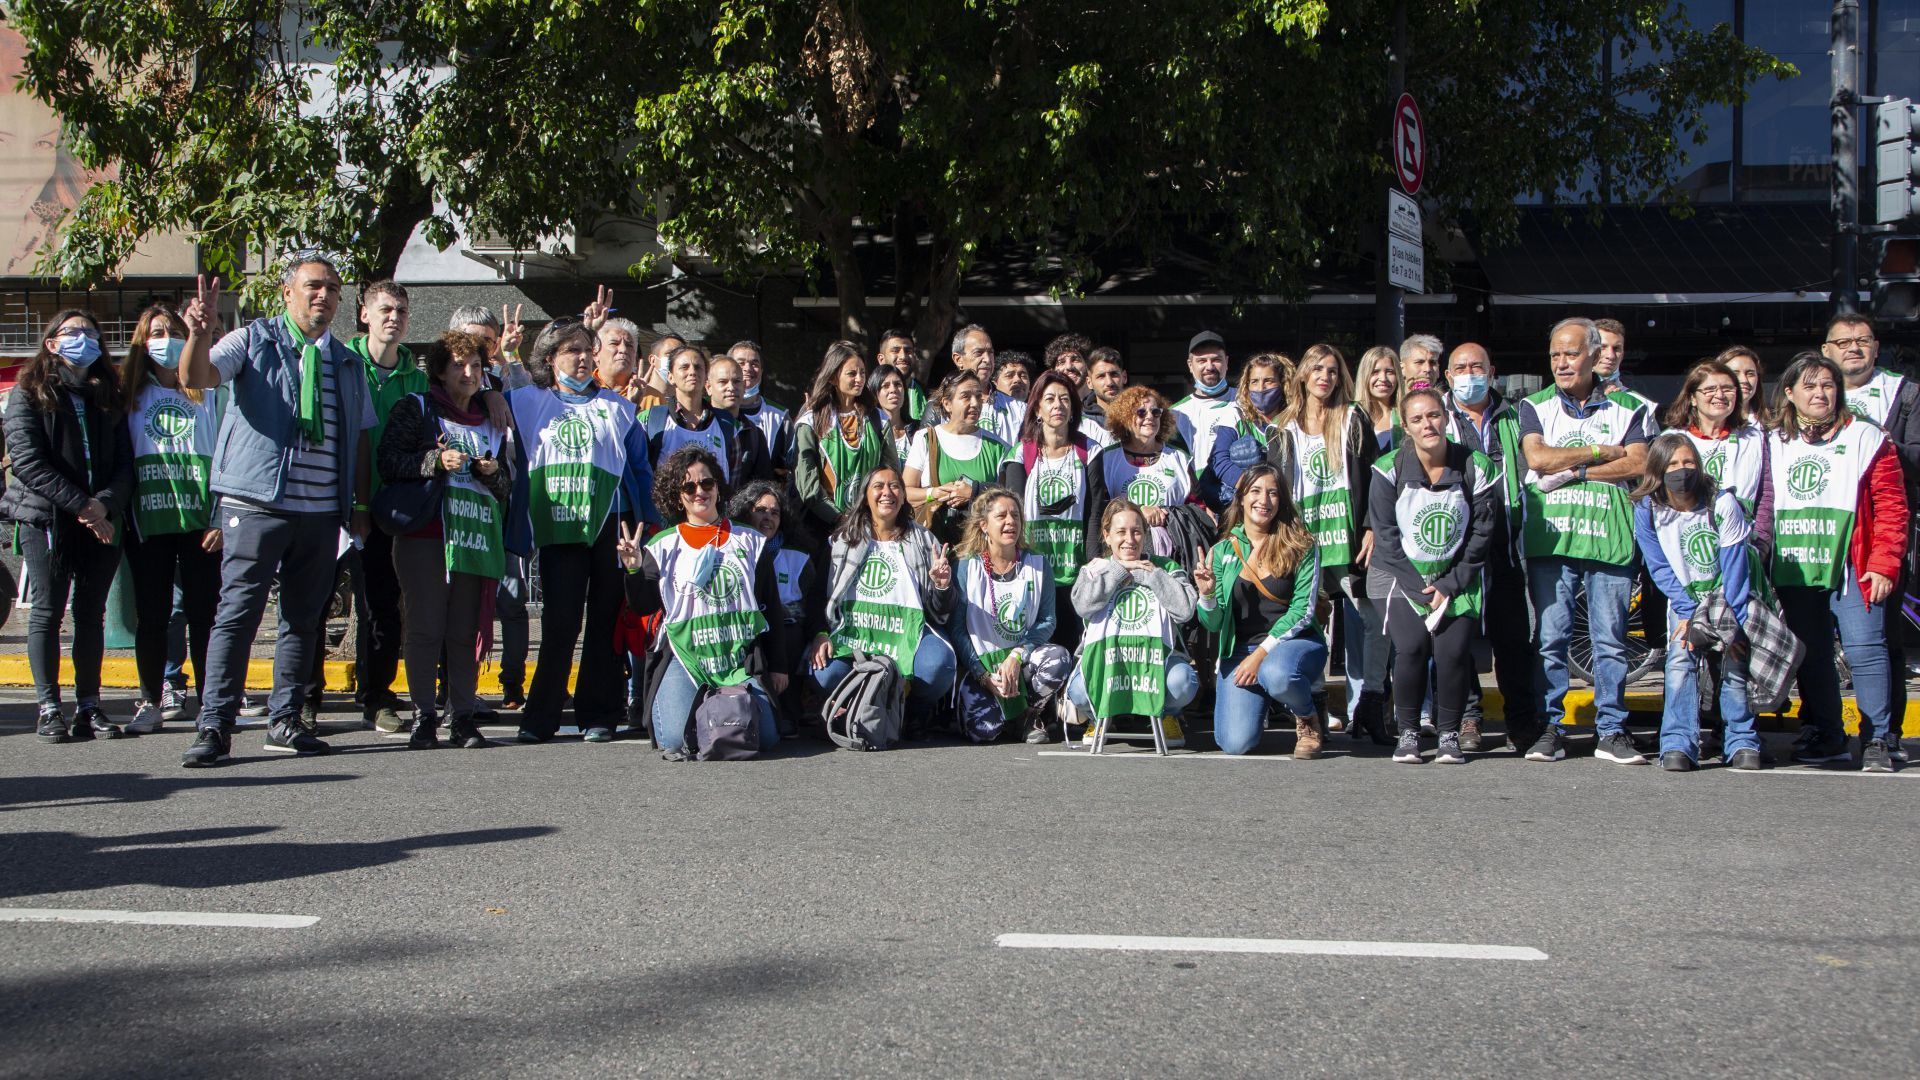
[125,700,163,735]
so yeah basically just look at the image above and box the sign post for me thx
[1375,5,1419,347]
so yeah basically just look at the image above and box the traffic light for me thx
[1873,99,1920,321]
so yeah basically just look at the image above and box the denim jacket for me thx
[208,316,371,523]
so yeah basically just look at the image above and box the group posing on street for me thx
[4,253,1912,773]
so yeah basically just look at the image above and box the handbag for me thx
[912,426,944,529]
[372,396,448,535]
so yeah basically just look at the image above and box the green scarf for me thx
[282,310,325,447]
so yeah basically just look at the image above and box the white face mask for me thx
[1450,373,1490,405]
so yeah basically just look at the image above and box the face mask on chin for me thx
[557,371,597,394]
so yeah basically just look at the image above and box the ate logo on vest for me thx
[1304,446,1336,484]
[1035,471,1073,510]
[1125,474,1166,506]
[993,591,1029,638]
[1787,456,1831,500]
[552,415,594,456]
[858,554,896,596]
[145,400,196,444]
[1411,502,1463,558]
[1113,586,1153,632]
[698,561,744,605]
[443,430,481,477]
[1702,445,1727,481]
[1682,522,1718,576]
[1848,399,1871,420]
[1556,431,1594,449]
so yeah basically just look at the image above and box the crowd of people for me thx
[4,252,1913,773]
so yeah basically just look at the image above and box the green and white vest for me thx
[128,384,222,537]
[1769,420,1884,589]
[1020,446,1086,586]
[960,553,1048,721]
[1680,424,1766,517]
[1284,415,1357,572]
[437,408,507,579]
[1078,556,1181,719]
[1519,388,1645,565]
[1377,450,1495,618]
[647,524,770,688]
[1650,491,1747,601]
[1100,447,1193,510]
[513,388,632,547]
[1847,367,1904,426]
[770,544,810,626]
[829,539,926,674]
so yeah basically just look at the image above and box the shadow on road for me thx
[0,771,357,811]
[0,824,555,900]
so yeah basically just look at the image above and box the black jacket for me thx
[1,378,134,533]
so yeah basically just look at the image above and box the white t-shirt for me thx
[905,428,983,474]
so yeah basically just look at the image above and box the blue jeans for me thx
[1661,611,1760,761]
[1212,637,1330,755]
[1340,596,1368,723]
[813,630,957,713]
[199,507,341,730]
[1780,586,1894,745]
[1530,556,1634,736]
[1066,656,1200,716]
[652,654,779,753]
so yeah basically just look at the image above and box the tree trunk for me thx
[827,213,873,347]
[910,231,963,386]
[369,163,434,283]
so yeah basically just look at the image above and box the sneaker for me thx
[1728,748,1763,771]
[300,699,321,731]
[126,700,163,735]
[1660,750,1695,772]
[516,729,548,744]
[1024,722,1050,745]
[73,705,122,740]
[1325,714,1348,734]
[1889,741,1909,763]
[263,720,330,756]
[583,726,614,744]
[370,703,407,734]
[500,683,526,712]
[1392,731,1422,763]
[407,718,441,750]
[1794,736,1851,765]
[238,695,270,718]
[1434,732,1465,764]
[36,708,67,743]
[1594,733,1647,765]
[1161,714,1185,750]
[1524,727,1566,762]
[1459,717,1483,753]
[1861,740,1896,773]
[159,687,191,723]
[1419,716,1437,738]
[660,746,692,762]
[180,727,230,767]
[447,717,493,749]
[1790,723,1821,754]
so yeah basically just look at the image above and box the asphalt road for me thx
[0,689,1915,1079]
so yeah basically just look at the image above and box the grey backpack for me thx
[822,649,904,751]
[694,685,761,760]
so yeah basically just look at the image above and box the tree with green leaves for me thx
[6,1,1785,376]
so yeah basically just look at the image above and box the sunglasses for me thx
[1134,407,1165,420]
[679,476,718,497]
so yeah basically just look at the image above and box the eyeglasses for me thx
[1826,335,1875,351]
[679,476,718,497]
[1693,386,1736,398]
[55,327,100,341]
[1134,407,1165,420]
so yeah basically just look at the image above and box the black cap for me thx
[1187,330,1226,354]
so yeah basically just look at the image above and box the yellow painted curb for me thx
[0,656,534,696]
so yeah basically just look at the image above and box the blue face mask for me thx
[53,333,101,367]
[1196,373,1229,396]
[556,371,597,394]
[1249,386,1283,414]
[149,338,185,369]
[1449,373,1490,405]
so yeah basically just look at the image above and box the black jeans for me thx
[495,553,529,690]
[17,524,119,710]
[127,529,219,705]
[524,519,627,736]
[199,506,343,730]
[351,526,405,710]
[1484,540,1540,741]
[1384,595,1478,735]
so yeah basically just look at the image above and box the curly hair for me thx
[728,479,798,537]
[427,330,488,384]
[952,486,1026,562]
[1104,384,1174,445]
[652,445,729,524]
[1044,332,1093,368]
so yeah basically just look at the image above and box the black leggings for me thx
[17,524,119,711]
[524,519,628,735]
[1385,595,1477,736]
[127,529,220,705]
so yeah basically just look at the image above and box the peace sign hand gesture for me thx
[583,285,614,332]
[616,519,644,570]
[500,303,524,358]
[929,544,953,590]
[1191,546,1215,596]
[183,274,221,336]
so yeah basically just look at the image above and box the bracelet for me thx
[1589,444,1601,463]
[353,502,370,512]
[1575,465,1587,483]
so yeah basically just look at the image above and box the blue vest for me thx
[209,316,370,522]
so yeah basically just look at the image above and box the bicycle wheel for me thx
[1566,583,1659,685]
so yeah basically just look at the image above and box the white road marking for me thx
[1724,767,1912,778]
[0,908,318,929]
[1035,751,1299,761]
[995,933,1547,961]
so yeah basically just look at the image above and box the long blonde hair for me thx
[953,487,1027,562]
[1220,465,1312,580]
[1274,343,1355,476]
[1353,345,1398,426]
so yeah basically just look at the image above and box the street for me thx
[0,690,1914,1079]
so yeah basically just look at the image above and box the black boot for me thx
[408,713,441,749]
[1352,690,1394,746]
[447,715,492,749]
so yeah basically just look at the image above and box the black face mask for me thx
[1663,468,1699,497]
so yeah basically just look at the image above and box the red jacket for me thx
[1848,439,1909,598]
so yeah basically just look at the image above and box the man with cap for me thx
[1171,331,1238,497]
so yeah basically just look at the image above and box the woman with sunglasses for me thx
[730,479,823,734]
[1368,388,1498,764]
[1631,432,1762,771]
[1268,342,1379,734]
[998,370,1095,646]
[1666,359,1771,549]
[509,319,656,744]
[1,309,133,742]
[809,467,958,725]
[794,341,896,544]
[1769,351,1907,773]
[903,369,1010,545]
[1195,465,1328,757]
[1065,499,1200,743]
[1207,351,1291,507]
[1085,385,1194,559]
[119,304,226,735]
[871,363,923,464]
[621,446,785,760]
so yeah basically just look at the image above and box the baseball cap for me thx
[1187,331,1226,354]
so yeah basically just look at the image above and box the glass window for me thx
[1876,1,1920,96]
[1739,1,1833,200]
